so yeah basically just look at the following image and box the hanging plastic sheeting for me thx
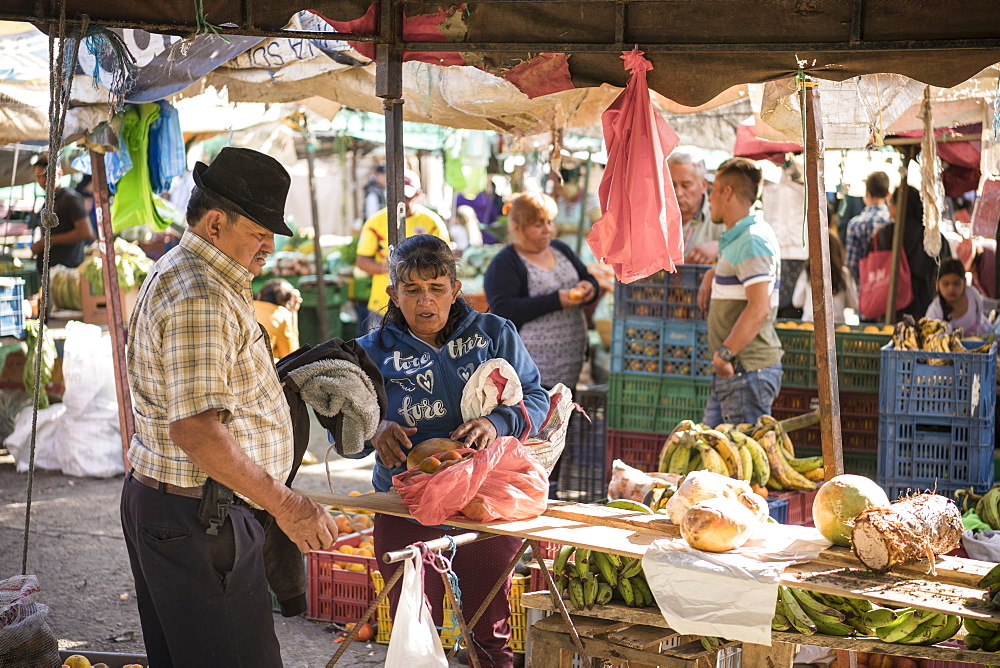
[587,50,683,283]
[919,87,945,257]
[757,75,925,149]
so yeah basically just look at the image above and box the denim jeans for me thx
[703,363,783,427]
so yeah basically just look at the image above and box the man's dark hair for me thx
[31,152,49,169]
[865,172,890,200]
[186,185,241,226]
[256,278,296,307]
[714,157,762,204]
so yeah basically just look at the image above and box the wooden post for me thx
[377,0,405,249]
[803,85,844,478]
[89,150,134,472]
[885,146,916,324]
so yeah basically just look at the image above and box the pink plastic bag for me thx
[392,436,549,526]
[587,49,684,283]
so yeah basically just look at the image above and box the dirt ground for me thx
[0,412,468,667]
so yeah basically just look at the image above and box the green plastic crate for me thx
[797,446,877,479]
[297,275,347,308]
[836,326,892,392]
[608,372,711,434]
[1,267,39,298]
[774,321,816,388]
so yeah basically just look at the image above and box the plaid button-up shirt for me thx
[845,203,890,285]
[126,231,292,505]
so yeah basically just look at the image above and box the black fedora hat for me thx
[193,147,294,236]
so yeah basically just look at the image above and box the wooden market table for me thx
[299,489,1000,666]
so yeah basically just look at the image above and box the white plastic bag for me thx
[4,404,65,473]
[385,558,447,668]
[962,529,1000,562]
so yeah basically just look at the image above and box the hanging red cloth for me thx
[587,49,684,283]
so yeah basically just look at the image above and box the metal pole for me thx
[803,85,844,479]
[574,153,593,255]
[90,149,134,472]
[301,115,329,342]
[377,0,405,249]
[383,532,485,563]
[885,146,915,324]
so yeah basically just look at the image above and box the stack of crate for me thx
[877,341,997,501]
[771,322,892,481]
[606,266,712,476]
[556,385,608,503]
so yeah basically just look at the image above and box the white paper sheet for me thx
[642,523,831,645]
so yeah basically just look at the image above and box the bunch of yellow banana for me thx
[859,605,962,646]
[550,543,655,610]
[746,417,822,492]
[771,586,875,637]
[976,486,1000,531]
[657,417,822,492]
[893,315,992,354]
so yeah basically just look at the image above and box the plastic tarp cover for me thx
[587,50,683,284]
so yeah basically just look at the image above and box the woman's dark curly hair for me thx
[377,235,464,348]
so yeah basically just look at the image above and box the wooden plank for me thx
[603,624,682,650]
[741,641,796,668]
[533,613,630,637]
[771,631,1000,664]
[543,502,679,536]
[807,546,991,588]
[531,626,702,667]
[524,592,1000,664]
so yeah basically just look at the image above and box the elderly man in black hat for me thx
[121,147,339,666]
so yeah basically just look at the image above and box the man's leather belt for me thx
[132,471,204,499]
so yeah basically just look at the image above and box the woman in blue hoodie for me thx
[354,234,549,668]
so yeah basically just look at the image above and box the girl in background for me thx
[925,258,991,335]
[792,232,858,324]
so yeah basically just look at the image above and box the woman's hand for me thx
[371,420,417,468]
[287,289,302,313]
[559,281,594,308]
[451,417,498,450]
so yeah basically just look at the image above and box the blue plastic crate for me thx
[766,497,788,524]
[0,278,25,338]
[613,265,711,320]
[879,342,997,419]
[878,414,995,495]
[610,317,711,378]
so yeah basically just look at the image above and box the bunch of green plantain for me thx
[860,605,962,646]
[977,562,1000,611]
[550,544,655,611]
[658,416,822,493]
[975,486,1000,532]
[772,586,875,637]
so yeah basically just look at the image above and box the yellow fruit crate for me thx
[371,571,528,653]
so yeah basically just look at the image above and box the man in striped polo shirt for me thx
[697,158,783,426]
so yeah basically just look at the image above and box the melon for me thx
[812,474,890,546]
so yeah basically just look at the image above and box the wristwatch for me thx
[716,345,736,363]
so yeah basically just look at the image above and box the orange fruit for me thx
[334,515,355,534]
[346,563,366,573]
[348,491,362,496]
[355,622,375,641]
[835,324,851,332]
[862,325,880,333]
[338,544,356,555]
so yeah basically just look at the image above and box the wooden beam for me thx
[90,150,134,472]
[803,84,843,478]
[885,146,916,323]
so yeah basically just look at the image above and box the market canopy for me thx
[5,0,1000,106]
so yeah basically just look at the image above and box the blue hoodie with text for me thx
[347,302,550,492]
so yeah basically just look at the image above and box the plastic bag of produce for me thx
[393,435,549,526]
[0,575,61,668]
[384,558,447,668]
[608,459,679,502]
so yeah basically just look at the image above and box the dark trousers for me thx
[374,513,522,668]
[120,473,281,668]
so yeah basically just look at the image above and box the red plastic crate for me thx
[605,429,665,480]
[772,490,819,527]
[306,531,377,623]
[770,387,879,452]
